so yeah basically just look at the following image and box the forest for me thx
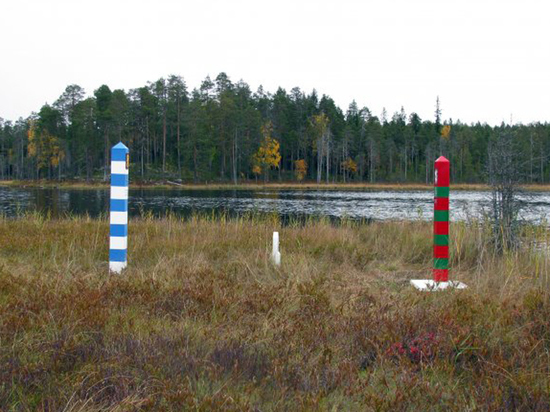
[0,72,549,184]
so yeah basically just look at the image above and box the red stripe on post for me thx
[435,156,450,187]
[434,197,449,210]
[434,269,448,282]
[433,245,449,258]
[434,221,449,235]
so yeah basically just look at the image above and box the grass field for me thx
[1,214,550,410]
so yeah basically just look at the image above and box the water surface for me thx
[0,186,548,222]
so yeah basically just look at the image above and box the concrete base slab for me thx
[410,279,467,291]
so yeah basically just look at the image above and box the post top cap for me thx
[435,156,449,163]
[113,142,128,150]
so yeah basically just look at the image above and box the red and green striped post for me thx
[411,156,466,290]
[434,156,450,282]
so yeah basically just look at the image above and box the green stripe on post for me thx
[434,234,449,246]
[435,187,450,198]
[434,258,449,269]
[434,210,449,222]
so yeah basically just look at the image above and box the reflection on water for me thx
[0,186,549,222]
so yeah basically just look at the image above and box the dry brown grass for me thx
[1,214,550,410]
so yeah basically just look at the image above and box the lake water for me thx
[0,186,549,222]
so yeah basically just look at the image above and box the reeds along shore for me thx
[0,214,550,411]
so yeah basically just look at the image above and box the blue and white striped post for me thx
[109,142,129,273]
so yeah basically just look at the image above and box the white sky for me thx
[1,0,549,125]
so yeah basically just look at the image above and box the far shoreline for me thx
[1,179,550,192]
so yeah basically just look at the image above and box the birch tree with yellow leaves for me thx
[294,159,307,182]
[310,113,331,184]
[27,120,65,179]
[252,121,281,182]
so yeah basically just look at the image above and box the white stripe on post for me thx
[110,211,128,225]
[111,161,129,175]
[109,236,127,250]
[110,186,128,199]
[109,261,126,274]
[109,142,129,274]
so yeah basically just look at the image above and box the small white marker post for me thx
[272,231,281,266]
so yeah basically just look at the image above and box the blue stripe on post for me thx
[112,148,127,161]
[110,224,127,237]
[111,174,128,187]
[109,249,127,262]
[110,199,128,212]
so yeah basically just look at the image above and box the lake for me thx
[0,186,549,222]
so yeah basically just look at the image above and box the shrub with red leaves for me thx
[386,332,440,363]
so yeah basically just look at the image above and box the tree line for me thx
[0,72,549,184]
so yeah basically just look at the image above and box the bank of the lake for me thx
[3,179,550,193]
[0,179,524,191]
[0,215,549,410]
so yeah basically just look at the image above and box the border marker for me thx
[411,156,467,291]
[109,142,129,274]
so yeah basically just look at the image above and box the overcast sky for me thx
[1,0,549,125]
